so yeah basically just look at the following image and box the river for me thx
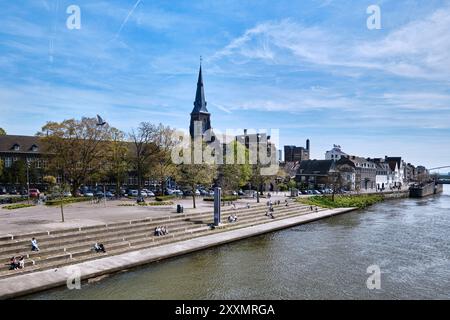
[25,185,450,299]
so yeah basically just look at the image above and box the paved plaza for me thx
[0,193,289,236]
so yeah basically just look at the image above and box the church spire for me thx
[192,62,209,114]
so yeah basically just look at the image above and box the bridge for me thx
[428,166,450,184]
[429,166,450,171]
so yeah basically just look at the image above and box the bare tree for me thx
[128,122,159,197]
[151,124,178,195]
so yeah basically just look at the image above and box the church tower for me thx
[190,64,211,139]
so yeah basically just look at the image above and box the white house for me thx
[325,145,348,161]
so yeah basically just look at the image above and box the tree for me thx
[151,124,178,195]
[128,122,159,197]
[43,175,65,222]
[0,128,6,135]
[218,141,251,194]
[327,171,344,201]
[11,160,27,186]
[37,117,116,195]
[107,128,129,197]
[178,163,216,209]
[250,163,274,203]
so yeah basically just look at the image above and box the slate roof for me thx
[297,160,335,175]
[0,135,43,154]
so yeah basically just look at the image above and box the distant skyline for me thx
[1,0,450,168]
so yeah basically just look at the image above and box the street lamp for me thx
[26,159,30,204]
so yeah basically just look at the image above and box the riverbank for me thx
[298,190,409,209]
[0,207,355,299]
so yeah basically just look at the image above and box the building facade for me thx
[284,139,310,162]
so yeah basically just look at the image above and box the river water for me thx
[26,185,450,300]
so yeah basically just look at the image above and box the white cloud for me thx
[213,6,450,81]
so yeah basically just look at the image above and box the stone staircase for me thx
[0,201,324,279]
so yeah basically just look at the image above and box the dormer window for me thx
[12,144,20,151]
[30,144,39,152]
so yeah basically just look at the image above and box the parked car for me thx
[129,190,139,197]
[29,189,40,198]
[313,190,322,195]
[84,192,94,197]
[63,191,72,197]
[0,186,7,195]
[165,189,174,195]
[238,190,244,196]
[146,191,155,197]
[104,191,113,198]
[231,191,238,196]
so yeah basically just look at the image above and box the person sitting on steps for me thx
[7,256,19,270]
[94,242,106,253]
[18,256,25,269]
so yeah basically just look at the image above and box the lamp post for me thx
[26,159,30,204]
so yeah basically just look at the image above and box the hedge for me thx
[2,204,36,210]
[155,195,176,202]
[118,201,174,207]
[45,197,93,206]
[203,195,239,202]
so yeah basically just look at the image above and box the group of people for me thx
[309,206,318,212]
[7,256,25,270]
[154,226,169,236]
[228,214,238,223]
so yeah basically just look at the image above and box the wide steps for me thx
[0,203,315,279]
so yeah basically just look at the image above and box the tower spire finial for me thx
[200,55,202,67]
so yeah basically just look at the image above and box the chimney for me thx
[306,139,310,151]
[244,129,247,135]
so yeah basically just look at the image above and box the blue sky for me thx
[1,0,450,169]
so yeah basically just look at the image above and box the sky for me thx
[0,0,449,169]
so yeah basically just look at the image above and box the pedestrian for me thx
[31,237,39,251]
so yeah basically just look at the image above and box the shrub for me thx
[139,201,174,206]
[297,194,384,209]
[155,195,176,202]
[203,195,239,202]
[2,204,35,210]
[45,197,93,206]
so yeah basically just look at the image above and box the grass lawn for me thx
[297,194,384,209]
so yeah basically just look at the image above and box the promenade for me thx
[0,206,355,299]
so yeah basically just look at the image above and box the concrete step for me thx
[0,204,314,279]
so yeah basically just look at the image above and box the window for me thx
[13,144,20,151]
[4,157,12,168]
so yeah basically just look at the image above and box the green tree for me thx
[178,163,217,209]
[37,117,117,195]
[0,128,6,136]
[11,160,27,186]
[218,141,251,194]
